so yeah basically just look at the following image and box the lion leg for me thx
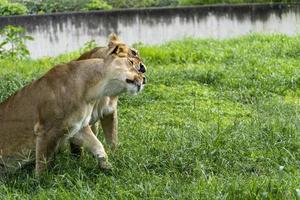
[91,122,99,136]
[35,127,62,176]
[100,110,118,151]
[70,122,99,157]
[70,126,112,172]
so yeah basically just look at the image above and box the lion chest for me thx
[91,98,116,123]
[100,104,115,117]
[65,104,94,139]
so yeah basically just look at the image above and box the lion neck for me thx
[85,58,127,102]
[86,77,126,102]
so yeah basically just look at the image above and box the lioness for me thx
[70,39,146,156]
[0,34,145,175]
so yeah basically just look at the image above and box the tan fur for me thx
[0,34,145,175]
[70,38,146,152]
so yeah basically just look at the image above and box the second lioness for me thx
[70,36,146,156]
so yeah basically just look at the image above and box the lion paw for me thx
[98,157,112,174]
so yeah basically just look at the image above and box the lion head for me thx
[76,33,147,84]
[101,34,146,96]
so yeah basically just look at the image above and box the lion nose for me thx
[139,63,146,73]
[143,77,147,84]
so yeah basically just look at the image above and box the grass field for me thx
[0,34,300,199]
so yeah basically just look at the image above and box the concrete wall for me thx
[0,3,300,58]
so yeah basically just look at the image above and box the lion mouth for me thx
[126,79,143,92]
[126,79,136,85]
[126,77,147,85]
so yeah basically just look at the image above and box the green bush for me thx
[107,0,175,8]
[156,0,179,6]
[12,0,113,14]
[84,0,112,10]
[0,0,27,16]
[178,0,292,5]
[5,0,300,15]
[13,0,89,14]
[0,25,33,59]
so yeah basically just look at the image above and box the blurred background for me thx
[1,0,299,58]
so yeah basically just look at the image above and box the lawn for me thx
[0,34,300,199]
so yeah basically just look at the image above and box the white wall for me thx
[0,4,299,58]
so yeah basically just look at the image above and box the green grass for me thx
[1,34,300,199]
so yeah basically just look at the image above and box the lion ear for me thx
[108,33,122,46]
[107,33,127,56]
[107,43,128,57]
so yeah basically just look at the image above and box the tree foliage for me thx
[0,25,33,59]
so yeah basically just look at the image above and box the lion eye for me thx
[131,49,138,56]
[128,59,134,65]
